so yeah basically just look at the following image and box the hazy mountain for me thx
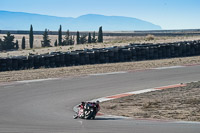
[0,10,162,31]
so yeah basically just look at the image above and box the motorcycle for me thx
[73,102,97,119]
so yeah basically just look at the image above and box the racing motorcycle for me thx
[73,102,97,119]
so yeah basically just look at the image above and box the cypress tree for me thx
[63,30,70,46]
[76,31,80,44]
[58,25,62,46]
[91,31,97,43]
[0,39,2,51]
[22,36,26,49]
[66,30,70,39]
[54,39,58,47]
[15,40,19,50]
[80,35,87,44]
[98,26,103,43]
[69,35,75,45]
[88,33,91,43]
[29,25,34,49]
[0,39,7,51]
[3,32,15,50]
[41,29,51,47]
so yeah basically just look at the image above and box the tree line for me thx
[56,25,103,46]
[0,25,103,51]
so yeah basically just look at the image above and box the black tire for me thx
[84,108,94,119]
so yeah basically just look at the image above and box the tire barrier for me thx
[1,40,200,72]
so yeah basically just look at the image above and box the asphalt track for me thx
[0,65,200,133]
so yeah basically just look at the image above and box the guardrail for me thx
[0,40,200,72]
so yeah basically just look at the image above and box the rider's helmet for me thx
[96,100,100,104]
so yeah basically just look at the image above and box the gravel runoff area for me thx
[101,81,200,122]
[0,56,200,83]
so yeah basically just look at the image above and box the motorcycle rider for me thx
[96,100,100,112]
[73,101,100,119]
[80,102,85,109]
[91,100,100,119]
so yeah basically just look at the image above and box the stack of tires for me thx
[1,40,200,72]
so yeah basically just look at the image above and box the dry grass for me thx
[145,34,155,41]
[101,81,200,122]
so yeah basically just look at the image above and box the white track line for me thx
[126,88,157,95]
[89,65,187,77]
[16,78,59,83]
[152,66,185,70]
[89,71,127,76]
[90,97,115,102]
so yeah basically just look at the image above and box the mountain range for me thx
[0,10,162,31]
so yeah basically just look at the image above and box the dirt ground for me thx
[0,34,200,57]
[0,55,200,83]
[101,81,200,122]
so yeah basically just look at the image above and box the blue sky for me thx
[1,0,200,29]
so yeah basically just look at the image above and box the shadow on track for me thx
[92,117,126,120]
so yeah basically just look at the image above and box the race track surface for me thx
[0,65,200,133]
